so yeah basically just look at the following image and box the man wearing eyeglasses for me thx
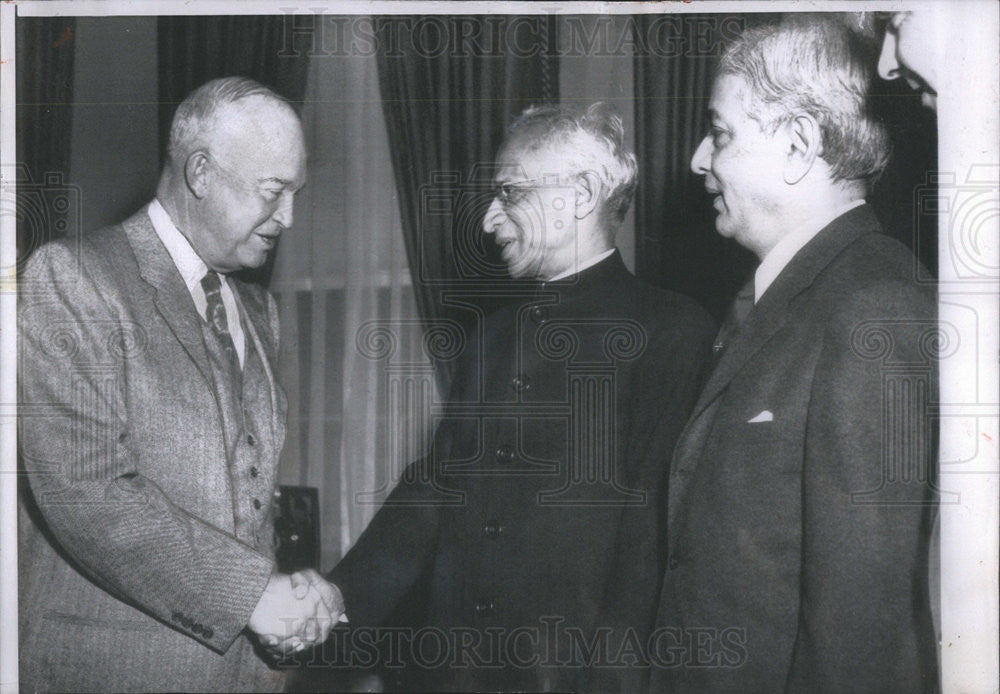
[18,77,342,692]
[326,103,715,692]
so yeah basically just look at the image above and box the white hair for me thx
[719,15,890,188]
[507,102,638,232]
[167,76,293,165]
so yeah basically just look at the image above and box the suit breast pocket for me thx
[733,423,803,475]
[708,402,802,476]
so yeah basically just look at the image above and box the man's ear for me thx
[574,170,603,220]
[185,151,211,199]
[783,114,822,185]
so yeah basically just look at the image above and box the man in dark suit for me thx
[325,104,715,692]
[649,18,939,693]
[18,77,340,692]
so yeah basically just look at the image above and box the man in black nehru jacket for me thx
[326,102,715,692]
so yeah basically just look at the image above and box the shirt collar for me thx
[754,199,865,303]
[547,248,617,283]
[148,198,210,292]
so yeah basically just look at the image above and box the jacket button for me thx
[204,627,214,639]
[253,498,262,510]
[494,445,515,464]
[246,433,256,446]
[249,466,259,478]
[529,305,549,325]
[484,520,502,538]
[171,611,182,623]
[511,374,531,393]
[668,555,680,570]
[475,599,495,615]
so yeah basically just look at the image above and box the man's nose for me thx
[690,135,712,176]
[482,197,505,234]
[877,32,901,81]
[272,193,295,229]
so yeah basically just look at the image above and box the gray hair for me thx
[507,102,638,231]
[719,15,890,187]
[167,77,292,165]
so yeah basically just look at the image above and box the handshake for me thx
[248,569,348,655]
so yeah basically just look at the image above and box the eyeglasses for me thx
[490,177,549,206]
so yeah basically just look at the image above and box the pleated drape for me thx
[633,14,755,320]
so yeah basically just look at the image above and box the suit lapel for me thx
[122,208,213,388]
[232,281,275,365]
[231,280,282,439]
[666,206,878,533]
[688,205,877,421]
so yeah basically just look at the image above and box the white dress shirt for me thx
[754,199,866,304]
[148,199,245,368]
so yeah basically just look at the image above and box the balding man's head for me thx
[159,77,307,273]
[167,77,300,167]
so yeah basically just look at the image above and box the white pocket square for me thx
[747,410,774,423]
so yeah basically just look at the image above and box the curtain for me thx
[374,15,559,387]
[633,14,756,320]
[157,16,310,136]
[271,17,430,568]
[15,17,76,267]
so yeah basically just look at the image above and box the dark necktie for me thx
[712,280,755,361]
[201,270,241,376]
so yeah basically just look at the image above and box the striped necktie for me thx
[200,270,241,376]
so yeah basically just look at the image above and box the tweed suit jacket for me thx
[649,205,939,693]
[329,253,716,692]
[18,207,288,692]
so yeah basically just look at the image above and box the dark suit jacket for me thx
[329,252,715,692]
[650,206,939,693]
[18,207,287,692]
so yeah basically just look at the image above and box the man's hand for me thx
[248,572,344,655]
[289,569,348,624]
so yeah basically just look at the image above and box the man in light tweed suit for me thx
[18,77,342,692]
